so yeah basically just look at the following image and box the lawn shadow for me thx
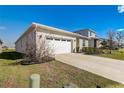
[11,57,55,66]
[0,51,24,60]
[0,51,55,66]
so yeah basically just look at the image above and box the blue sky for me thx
[0,5,124,47]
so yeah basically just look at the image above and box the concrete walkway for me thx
[55,53,124,84]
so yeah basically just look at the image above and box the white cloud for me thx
[0,26,6,30]
[118,5,124,13]
[116,28,124,32]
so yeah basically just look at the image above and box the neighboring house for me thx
[2,46,8,50]
[75,29,100,48]
[0,39,3,53]
[99,38,119,49]
[15,23,100,55]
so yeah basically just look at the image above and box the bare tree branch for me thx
[115,31,124,48]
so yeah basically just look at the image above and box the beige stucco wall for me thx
[97,40,102,48]
[78,38,89,52]
[15,30,36,54]
[84,39,89,47]
[88,39,94,47]
[79,39,83,52]
[88,31,96,38]
[88,39,101,48]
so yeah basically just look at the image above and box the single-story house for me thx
[15,22,100,55]
[0,39,3,53]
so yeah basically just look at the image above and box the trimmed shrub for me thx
[82,47,103,54]
[76,47,80,53]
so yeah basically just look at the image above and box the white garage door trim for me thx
[46,37,72,54]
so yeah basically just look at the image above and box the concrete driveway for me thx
[55,53,124,84]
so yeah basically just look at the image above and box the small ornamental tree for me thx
[25,35,54,64]
[100,40,108,49]
[107,29,115,54]
[36,37,54,63]
[115,31,124,48]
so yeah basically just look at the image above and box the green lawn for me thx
[0,49,124,88]
[99,49,124,60]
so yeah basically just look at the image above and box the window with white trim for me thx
[46,37,53,40]
[55,38,60,41]
[83,39,85,46]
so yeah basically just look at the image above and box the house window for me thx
[46,37,53,40]
[90,32,92,36]
[62,39,66,41]
[83,40,85,46]
[67,40,71,42]
[55,38,60,41]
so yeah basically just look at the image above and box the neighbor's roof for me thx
[75,28,96,33]
[15,22,89,43]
